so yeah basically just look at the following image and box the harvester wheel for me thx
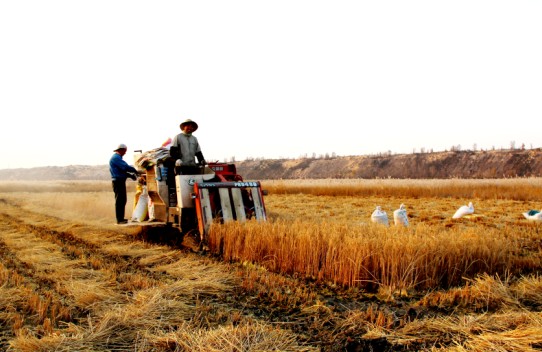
[170,233,185,248]
[181,229,202,252]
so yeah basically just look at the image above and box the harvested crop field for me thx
[1,179,542,351]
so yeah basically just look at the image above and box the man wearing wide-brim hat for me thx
[169,119,207,234]
[170,119,206,173]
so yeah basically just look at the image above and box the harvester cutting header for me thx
[132,119,267,246]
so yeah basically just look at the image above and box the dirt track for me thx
[0,197,241,350]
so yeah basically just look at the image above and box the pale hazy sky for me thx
[1,1,541,169]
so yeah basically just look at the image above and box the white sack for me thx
[132,186,149,222]
[393,204,409,227]
[371,206,389,226]
[452,202,474,219]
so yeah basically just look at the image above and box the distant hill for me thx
[237,149,542,180]
[0,165,111,181]
[1,149,542,181]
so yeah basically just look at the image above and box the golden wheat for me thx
[208,220,525,292]
[263,177,542,201]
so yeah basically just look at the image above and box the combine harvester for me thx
[132,147,267,249]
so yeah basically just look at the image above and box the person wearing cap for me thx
[169,119,207,234]
[170,119,206,175]
[109,143,138,224]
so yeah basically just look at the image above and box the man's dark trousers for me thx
[112,179,127,222]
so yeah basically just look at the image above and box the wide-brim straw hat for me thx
[180,119,198,131]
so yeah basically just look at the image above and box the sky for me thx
[1,1,541,169]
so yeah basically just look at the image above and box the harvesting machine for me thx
[133,149,267,247]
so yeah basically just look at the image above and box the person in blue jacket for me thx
[109,143,138,224]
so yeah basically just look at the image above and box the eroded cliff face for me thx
[235,149,542,180]
[1,149,541,180]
